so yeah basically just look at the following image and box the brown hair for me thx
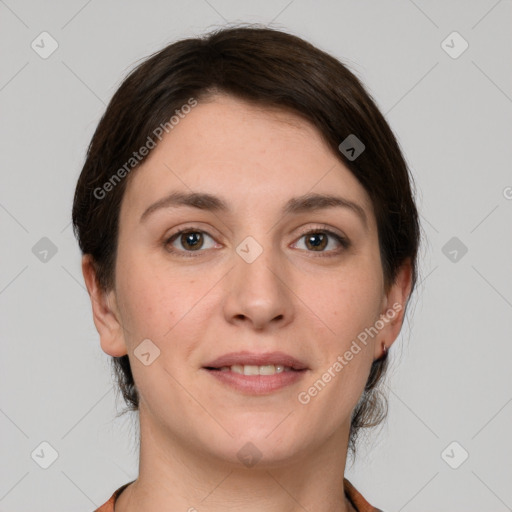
[72,24,420,459]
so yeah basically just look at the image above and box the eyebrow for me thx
[140,191,368,228]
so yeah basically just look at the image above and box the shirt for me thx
[94,477,383,512]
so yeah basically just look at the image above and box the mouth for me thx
[204,364,304,375]
[202,351,308,394]
[203,350,308,371]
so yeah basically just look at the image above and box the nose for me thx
[222,240,295,331]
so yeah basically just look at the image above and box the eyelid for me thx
[164,223,350,256]
[164,226,220,257]
[292,224,350,253]
[295,223,347,240]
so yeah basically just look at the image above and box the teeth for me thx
[219,364,292,375]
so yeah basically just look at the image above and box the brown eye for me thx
[304,232,328,251]
[179,232,204,250]
[293,229,350,254]
[165,229,217,255]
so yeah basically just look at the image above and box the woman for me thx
[73,25,420,512]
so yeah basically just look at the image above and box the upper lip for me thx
[203,351,308,370]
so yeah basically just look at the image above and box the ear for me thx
[373,259,413,360]
[81,254,128,357]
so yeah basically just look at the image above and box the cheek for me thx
[302,260,383,343]
[296,268,382,429]
[114,248,173,339]
[115,249,214,348]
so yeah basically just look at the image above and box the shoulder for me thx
[93,480,134,512]
[343,477,385,512]
[93,493,115,512]
[95,478,383,512]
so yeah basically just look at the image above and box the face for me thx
[85,94,409,468]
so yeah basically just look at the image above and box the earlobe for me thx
[81,255,128,357]
[374,259,413,360]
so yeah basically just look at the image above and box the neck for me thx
[115,410,356,512]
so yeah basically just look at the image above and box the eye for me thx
[164,226,350,258]
[165,229,218,256]
[292,228,350,254]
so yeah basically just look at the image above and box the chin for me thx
[211,426,309,469]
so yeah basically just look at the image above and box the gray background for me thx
[1,1,511,511]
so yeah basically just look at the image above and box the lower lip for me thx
[203,368,307,394]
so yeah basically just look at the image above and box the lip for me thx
[203,368,307,395]
[203,351,308,371]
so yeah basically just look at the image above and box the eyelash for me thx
[164,226,350,258]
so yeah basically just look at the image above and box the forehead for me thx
[120,94,373,223]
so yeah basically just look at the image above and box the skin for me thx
[83,94,412,512]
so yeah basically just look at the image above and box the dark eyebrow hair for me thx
[140,191,368,228]
[283,192,367,228]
